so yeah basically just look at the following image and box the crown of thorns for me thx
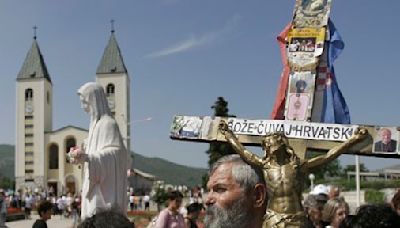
[262,131,289,146]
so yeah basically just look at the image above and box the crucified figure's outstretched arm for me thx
[219,121,263,167]
[306,127,369,170]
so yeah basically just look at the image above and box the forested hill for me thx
[132,152,207,187]
[0,144,14,179]
[0,144,207,187]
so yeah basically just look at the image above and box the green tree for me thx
[365,189,385,204]
[206,97,236,165]
[211,97,231,117]
[0,176,15,190]
[152,187,168,211]
[203,97,236,187]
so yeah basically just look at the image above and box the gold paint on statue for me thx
[219,121,368,228]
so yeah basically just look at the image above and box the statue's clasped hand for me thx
[68,146,88,164]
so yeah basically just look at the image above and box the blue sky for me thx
[1,0,400,171]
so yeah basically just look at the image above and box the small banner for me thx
[226,117,357,141]
[287,27,326,70]
[285,71,316,121]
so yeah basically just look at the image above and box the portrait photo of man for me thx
[288,72,316,94]
[295,79,307,93]
[374,128,398,153]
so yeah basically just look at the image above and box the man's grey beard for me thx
[204,196,252,228]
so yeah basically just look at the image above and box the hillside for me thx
[132,152,207,187]
[0,144,14,178]
[0,144,207,187]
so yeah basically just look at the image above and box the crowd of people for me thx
[128,193,151,211]
[2,154,400,228]
[147,190,204,228]
[201,154,400,228]
[0,188,83,226]
[301,183,400,228]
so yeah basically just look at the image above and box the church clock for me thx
[25,103,33,114]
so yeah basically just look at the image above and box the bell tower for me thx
[15,28,53,191]
[96,21,131,152]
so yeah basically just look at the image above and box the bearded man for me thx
[204,154,267,228]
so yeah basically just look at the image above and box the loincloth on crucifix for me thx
[264,209,305,228]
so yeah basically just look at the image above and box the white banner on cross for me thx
[227,118,358,142]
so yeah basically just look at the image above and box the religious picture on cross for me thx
[286,93,310,121]
[288,72,316,94]
[285,72,316,121]
[288,37,316,53]
[293,0,333,28]
[170,116,213,139]
[373,127,399,154]
[287,28,325,70]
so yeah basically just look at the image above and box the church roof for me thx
[45,125,88,134]
[96,32,128,74]
[17,38,51,83]
[131,168,157,180]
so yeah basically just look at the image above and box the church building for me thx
[15,28,131,196]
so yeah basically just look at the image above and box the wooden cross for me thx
[170,1,400,161]
[170,115,400,160]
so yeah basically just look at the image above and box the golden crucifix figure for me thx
[219,121,368,228]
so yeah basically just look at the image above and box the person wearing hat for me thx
[310,184,329,205]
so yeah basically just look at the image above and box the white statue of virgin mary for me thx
[70,82,131,219]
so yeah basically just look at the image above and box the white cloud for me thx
[145,15,241,58]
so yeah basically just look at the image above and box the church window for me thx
[25,89,33,101]
[49,143,59,169]
[106,83,115,96]
[47,91,50,104]
[25,152,33,156]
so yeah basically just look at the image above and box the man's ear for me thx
[253,183,267,208]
